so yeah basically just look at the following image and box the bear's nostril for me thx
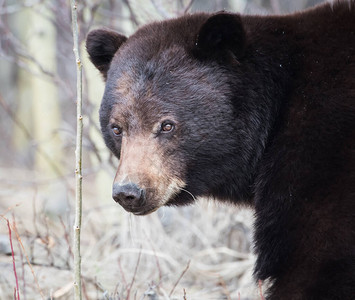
[112,183,143,207]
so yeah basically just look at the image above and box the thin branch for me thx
[122,0,140,27]
[169,260,190,297]
[117,258,128,287]
[6,218,20,300]
[218,276,232,300]
[11,218,45,299]
[150,0,170,18]
[13,214,27,300]
[71,1,83,300]
[0,213,44,300]
[126,247,142,300]
[143,230,163,284]
[183,0,195,14]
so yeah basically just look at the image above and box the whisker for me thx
[180,188,197,202]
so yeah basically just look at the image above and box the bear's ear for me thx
[86,29,127,80]
[195,12,246,59]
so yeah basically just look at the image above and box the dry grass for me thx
[0,168,259,300]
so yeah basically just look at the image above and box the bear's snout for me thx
[112,182,146,214]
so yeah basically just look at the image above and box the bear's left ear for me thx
[86,29,127,80]
[195,12,246,59]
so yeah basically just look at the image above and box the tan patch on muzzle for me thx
[114,135,185,208]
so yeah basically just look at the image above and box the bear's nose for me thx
[112,183,144,210]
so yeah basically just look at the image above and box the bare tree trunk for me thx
[13,10,33,164]
[28,6,61,178]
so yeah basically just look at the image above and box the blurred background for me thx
[0,0,327,299]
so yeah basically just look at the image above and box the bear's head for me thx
[87,13,275,215]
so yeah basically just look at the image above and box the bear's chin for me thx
[119,203,161,216]
[131,206,160,216]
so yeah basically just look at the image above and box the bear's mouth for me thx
[112,179,188,215]
[119,202,160,216]
[132,206,159,216]
[118,190,186,216]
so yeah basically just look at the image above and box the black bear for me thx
[86,1,355,299]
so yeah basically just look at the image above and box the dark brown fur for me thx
[87,1,355,299]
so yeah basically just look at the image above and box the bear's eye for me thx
[112,126,122,136]
[160,121,175,133]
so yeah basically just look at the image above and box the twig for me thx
[126,247,142,300]
[218,276,232,300]
[143,230,163,283]
[82,279,90,300]
[1,203,21,217]
[118,258,128,287]
[13,214,27,300]
[150,0,170,18]
[59,216,73,269]
[122,0,140,27]
[71,1,83,299]
[6,218,20,300]
[31,190,40,241]
[43,216,54,266]
[183,0,194,14]
[169,260,190,297]
[23,261,70,271]
[11,218,45,299]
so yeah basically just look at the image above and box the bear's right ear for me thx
[86,29,127,80]
[195,12,246,60]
